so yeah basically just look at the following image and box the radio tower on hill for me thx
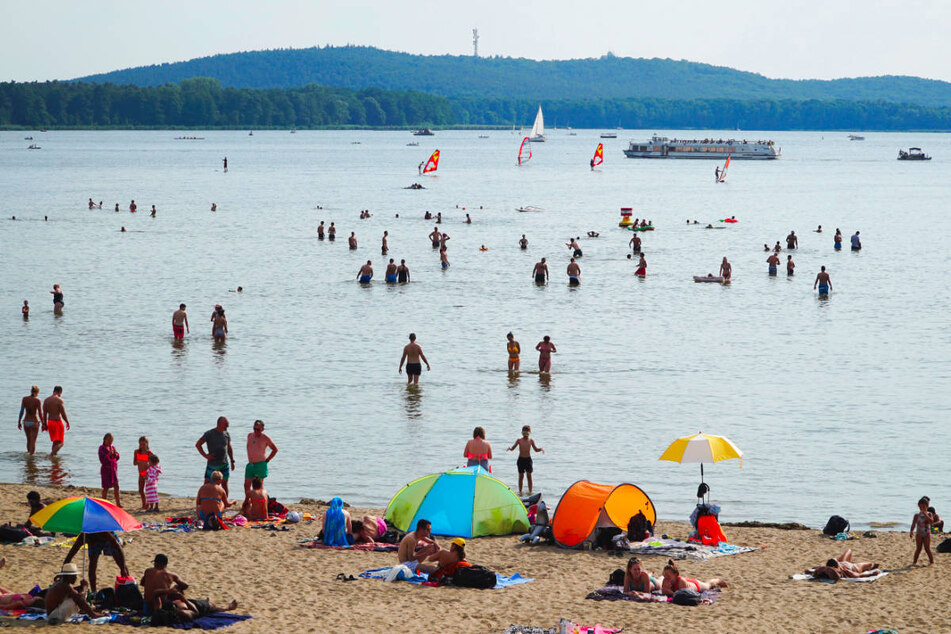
[472,29,479,57]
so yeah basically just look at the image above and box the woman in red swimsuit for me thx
[660,559,728,596]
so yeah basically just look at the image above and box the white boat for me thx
[600,132,617,139]
[529,106,545,142]
[516,205,544,212]
[624,134,779,160]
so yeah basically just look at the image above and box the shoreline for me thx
[1,482,946,632]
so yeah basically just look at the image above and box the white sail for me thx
[530,106,545,141]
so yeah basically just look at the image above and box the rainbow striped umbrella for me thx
[29,496,142,534]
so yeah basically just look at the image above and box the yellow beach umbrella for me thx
[659,432,743,485]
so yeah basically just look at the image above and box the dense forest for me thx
[3,79,951,130]
[76,45,951,108]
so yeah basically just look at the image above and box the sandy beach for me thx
[0,483,946,632]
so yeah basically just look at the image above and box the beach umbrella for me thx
[658,432,743,486]
[29,496,142,579]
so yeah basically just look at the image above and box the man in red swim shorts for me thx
[42,386,70,456]
[172,303,189,339]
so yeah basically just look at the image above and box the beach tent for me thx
[550,481,656,548]
[385,466,530,538]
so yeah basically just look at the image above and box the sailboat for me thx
[717,155,730,183]
[529,106,545,142]
[517,137,532,165]
[591,143,603,169]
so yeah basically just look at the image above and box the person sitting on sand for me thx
[929,506,944,532]
[196,471,234,530]
[660,560,727,596]
[241,477,269,520]
[805,549,880,580]
[427,537,470,583]
[397,519,440,573]
[45,563,104,625]
[24,490,45,530]
[321,496,351,547]
[623,557,660,598]
[142,553,237,622]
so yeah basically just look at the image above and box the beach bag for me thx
[0,525,31,542]
[823,515,850,536]
[116,580,143,610]
[672,588,702,606]
[452,564,497,589]
[267,498,288,517]
[936,538,951,553]
[93,587,116,610]
[608,568,625,587]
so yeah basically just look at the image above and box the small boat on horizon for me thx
[600,132,617,139]
[413,128,435,136]
[848,133,865,141]
[898,147,931,160]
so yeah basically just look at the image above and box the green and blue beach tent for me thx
[385,466,530,538]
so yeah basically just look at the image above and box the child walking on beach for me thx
[133,436,155,511]
[508,425,544,496]
[911,496,935,565]
[98,433,121,507]
[145,454,162,512]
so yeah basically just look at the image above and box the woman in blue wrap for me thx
[322,496,352,547]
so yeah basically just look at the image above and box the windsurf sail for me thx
[518,137,532,165]
[592,143,604,168]
[423,150,439,174]
[718,154,730,182]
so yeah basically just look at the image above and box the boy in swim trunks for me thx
[508,425,544,496]
[42,386,69,456]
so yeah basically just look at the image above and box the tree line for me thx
[3,79,951,131]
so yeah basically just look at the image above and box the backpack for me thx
[607,568,625,587]
[0,524,32,543]
[451,564,497,589]
[823,515,850,536]
[93,587,116,610]
[267,498,288,518]
[936,538,951,554]
[594,527,622,550]
[672,588,702,606]
[116,582,144,610]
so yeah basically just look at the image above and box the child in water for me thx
[507,425,544,497]
[910,496,934,565]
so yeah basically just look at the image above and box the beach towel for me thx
[626,537,757,560]
[503,621,623,634]
[585,585,720,604]
[299,541,398,552]
[113,612,251,629]
[791,571,888,583]
[359,567,533,589]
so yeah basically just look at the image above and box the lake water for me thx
[1,129,947,530]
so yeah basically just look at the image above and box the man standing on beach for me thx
[397,519,440,574]
[399,333,431,385]
[172,304,189,339]
[244,420,278,501]
[196,417,235,495]
[42,386,69,456]
[19,385,43,455]
[533,258,549,284]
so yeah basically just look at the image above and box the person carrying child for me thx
[99,434,121,507]
[145,454,162,512]
[507,425,544,496]
[911,496,935,565]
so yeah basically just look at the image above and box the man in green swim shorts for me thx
[244,419,278,502]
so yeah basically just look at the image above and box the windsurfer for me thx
[715,166,720,181]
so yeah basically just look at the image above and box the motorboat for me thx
[413,128,435,136]
[516,205,544,212]
[898,147,931,160]
[600,132,617,139]
[848,134,865,141]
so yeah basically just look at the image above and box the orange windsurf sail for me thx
[592,143,604,168]
[423,149,440,174]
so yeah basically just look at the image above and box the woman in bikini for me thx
[623,557,660,599]
[506,332,521,372]
[352,515,388,544]
[241,477,269,520]
[464,427,492,470]
[661,560,727,596]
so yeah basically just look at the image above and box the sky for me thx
[2,0,950,83]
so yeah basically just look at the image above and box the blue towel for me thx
[172,613,252,630]
[359,567,533,589]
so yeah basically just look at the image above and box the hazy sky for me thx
[2,0,950,82]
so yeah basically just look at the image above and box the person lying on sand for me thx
[352,514,387,544]
[397,519,440,574]
[623,557,660,599]
[806,549,880,580]
[660,560,727,596]
[142,553,237,622]
[0,557,45,611]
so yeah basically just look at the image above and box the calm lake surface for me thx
[1,129,947,530]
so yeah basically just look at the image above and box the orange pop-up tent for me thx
[550,481,656,548]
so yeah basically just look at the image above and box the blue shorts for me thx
[385,274,397,283]
[359,275,371,283]
[818,283,829,295]
[205,462,230,482]
[768,265,777,275]
[834,243,842,250]
[441,261,448,269]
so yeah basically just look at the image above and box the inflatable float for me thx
[720,217,738,223]
[694,275,724,283]
[619,208,635,227]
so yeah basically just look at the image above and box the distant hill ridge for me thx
[75,45,951,108]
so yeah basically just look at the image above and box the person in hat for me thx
[427,537,470,582]
[45,563,104,624]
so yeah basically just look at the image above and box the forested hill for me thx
[75,45,951,108]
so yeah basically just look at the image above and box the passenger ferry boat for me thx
[624,135,780,159]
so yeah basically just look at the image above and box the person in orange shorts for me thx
[42,386,70,456]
